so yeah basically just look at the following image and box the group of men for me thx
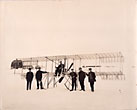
[26,67,48,90]
[69,67,96,92]
[26,61,96,92]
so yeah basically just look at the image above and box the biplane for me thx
[11,52,125,90]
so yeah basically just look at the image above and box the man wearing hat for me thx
[78,67,86,91]
[55,61,65,77]
[69,69,77,91]
[87,68,96,92]
[26,68,34,90]
[36,67,48,89]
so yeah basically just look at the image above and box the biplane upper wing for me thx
[11,52,124,69]
[18,52,124,62]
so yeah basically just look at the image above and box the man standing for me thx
[69,69,77,91]
[36,67,48,89]
[78,67,86,91]
[26,68,34,90]
[87,68,96,92]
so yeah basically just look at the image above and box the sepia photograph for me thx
[0,0,136,110]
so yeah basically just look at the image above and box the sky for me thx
[0,0,136,68]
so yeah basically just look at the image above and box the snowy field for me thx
[1,69,136,110]
[0,0,136,109]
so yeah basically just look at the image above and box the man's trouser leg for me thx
[80,80,85,90]
[71,80,74,90]
[74,81,77,90]
[58,69,61,76]
[90,81,94,91]
[40,80,44,89]
[80,81,83,90]
[37,80,39,89]
[30,81,32,90]
[82,80,85,91]
[27,81,29,90]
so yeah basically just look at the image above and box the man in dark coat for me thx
[26,68,34,90]
[78,67,86,91]
[69,69,77,91]
[55,61,65,77]
[87,68,96,92]
[36,67,48,89]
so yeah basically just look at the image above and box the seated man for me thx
[55,61,65,77]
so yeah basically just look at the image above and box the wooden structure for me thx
[11,52,125,89]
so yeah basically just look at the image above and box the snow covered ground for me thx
[1,69,136,110]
